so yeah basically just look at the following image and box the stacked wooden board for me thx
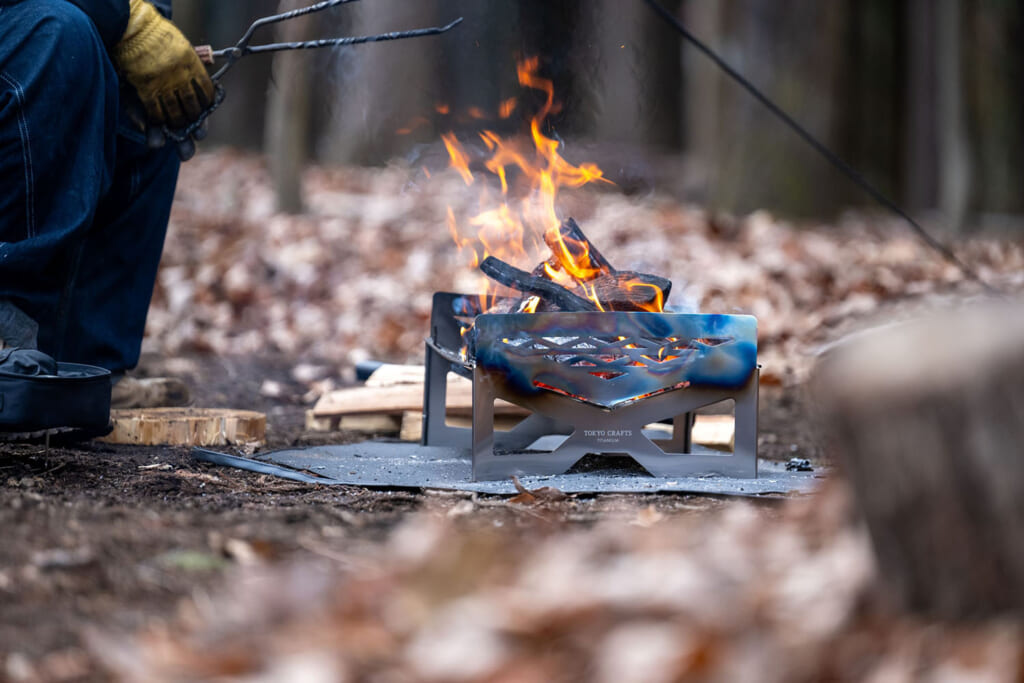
[308,364,736,449]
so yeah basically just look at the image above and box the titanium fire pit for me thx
[423,293,759,481]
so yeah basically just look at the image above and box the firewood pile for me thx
[480,217,671,313]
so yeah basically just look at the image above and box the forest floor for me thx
[1,150,1023,681]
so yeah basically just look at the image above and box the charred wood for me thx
[544,217,615,277]
[480,257,599,311]
[574,271,673,311]
[530,259,558,279]
[480,217,673,313]
[543,218,671,309]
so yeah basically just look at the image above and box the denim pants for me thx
[0,0,179,373]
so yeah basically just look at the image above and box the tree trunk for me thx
[264,0,313,213]
[682,0,724,202]
[320,1,440,165]
[965,1,1024,218]
[813,303,1024,618]
[903,0,938,212]
[698,0,847,217]
[591,0,682,150]
[203,1,278,150]
[936,0,971,231]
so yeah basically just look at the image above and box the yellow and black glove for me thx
[113,0,214,131]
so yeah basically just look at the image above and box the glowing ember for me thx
[519,296,541,314]
[532,379,693,408]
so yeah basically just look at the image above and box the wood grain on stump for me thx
[813,302,1024,618]
[100,408,266,447]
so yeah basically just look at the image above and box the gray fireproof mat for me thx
[193,439,823,497]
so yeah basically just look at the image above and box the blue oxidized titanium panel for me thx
[473,312,757,409]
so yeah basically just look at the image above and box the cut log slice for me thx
[100,408,266,447]
[311,379,529,419]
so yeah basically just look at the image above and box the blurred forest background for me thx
[174,0,1022,228]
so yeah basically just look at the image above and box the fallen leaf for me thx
[509,475,567,505]
[630,505,665,528]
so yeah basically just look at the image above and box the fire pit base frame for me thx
[421,339,577,451]
[471,368,758,481]
[421,338,699,461]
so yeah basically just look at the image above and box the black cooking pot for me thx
[0,350,111,435]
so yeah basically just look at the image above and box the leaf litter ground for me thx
[2,150,1023,680]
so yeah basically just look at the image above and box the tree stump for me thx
[100,408,266,447]
[813,302,1024,618]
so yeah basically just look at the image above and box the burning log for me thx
[583,271,673,312]
[544,217,615,277]
[481,217,672,312]
[546,218,672,310]
[480,256,600,312]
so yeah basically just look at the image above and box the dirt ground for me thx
[0,348,813,681]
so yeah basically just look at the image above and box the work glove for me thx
[113,0,215,153]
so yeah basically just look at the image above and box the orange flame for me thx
[545,226,603,282]
[520,296,541,314]
[442,133,474,186]
[623,281,666,313]
[443,58,651,314]
[499,97,517,119]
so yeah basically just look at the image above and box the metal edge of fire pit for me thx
[472,310,759,407]
[192,441,823,497]
[425,292,765,481]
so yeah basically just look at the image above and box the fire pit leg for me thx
[471,366,497,481]
[731,370,759,478]
[424,340,571,454]
[623,376,758,479]
[667,412,695,452]
[421,341,468,448]
[471,367,581,481]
